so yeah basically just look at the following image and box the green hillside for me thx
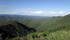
[20,15,70,32]
[0,14,70,40]
[18,14,70,40]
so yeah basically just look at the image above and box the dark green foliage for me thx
[0,21,36,40]
[0,14,70,40]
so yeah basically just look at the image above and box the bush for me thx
[47,30,70,40]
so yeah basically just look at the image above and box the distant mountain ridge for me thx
[0,14,49,21]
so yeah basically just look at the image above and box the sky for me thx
[0,0,70,16]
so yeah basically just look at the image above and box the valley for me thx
[0,14,70,40]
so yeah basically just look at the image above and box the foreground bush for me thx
[47,30,70,40]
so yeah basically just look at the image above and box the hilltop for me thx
[0,21,36,40]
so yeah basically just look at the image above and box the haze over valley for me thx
[0,0,70,40]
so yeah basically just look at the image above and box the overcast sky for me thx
[0,0,70,16]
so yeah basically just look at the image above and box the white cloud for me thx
[59,11,64,14]
[50,11,56,14]
[49,11,64,14]
[0,7,70,16]
[0,8,70,16]
[31,11,43,14]
[10,11,45,15]
[45,11,68,16]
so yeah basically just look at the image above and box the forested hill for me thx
[0,14,70,32]
[0,14,70,40]
[20,14,70,32]
[18,14,70,40]
[0,21,36,40]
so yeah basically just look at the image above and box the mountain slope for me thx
[0,14,70,40]
[20,14,70,32]
[0,21,36,40]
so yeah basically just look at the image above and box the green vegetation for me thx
[0,14,70,40]
[47,30,70,40]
